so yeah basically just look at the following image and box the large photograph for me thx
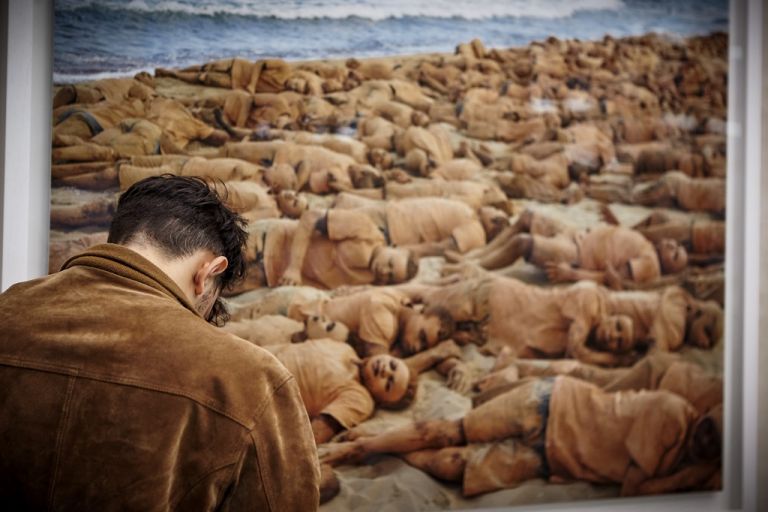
[51,0,728,509]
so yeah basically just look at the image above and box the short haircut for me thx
[108,175,248,325]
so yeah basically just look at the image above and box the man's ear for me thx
[194,255,228,296]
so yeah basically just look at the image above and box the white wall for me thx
[0,0,764,510]
[1,0,51,291]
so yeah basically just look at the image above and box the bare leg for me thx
[636,221,691,245]
[456,209,536,262]
[402,447,468,482]
[320,418,465,466]
[472,233,533,270]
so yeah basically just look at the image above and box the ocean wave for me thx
[53,67,156,85]
[56,0,626,21]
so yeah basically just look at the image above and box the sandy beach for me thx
[49,25,727,510]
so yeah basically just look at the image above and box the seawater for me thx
[54,0,729,84]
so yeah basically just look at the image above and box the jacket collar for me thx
[63,243,201,318]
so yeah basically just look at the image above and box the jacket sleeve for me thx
[223,376,321,511]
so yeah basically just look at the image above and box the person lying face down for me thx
[266,338,465,444]
[320,375,722,498]
[445,208,688,287]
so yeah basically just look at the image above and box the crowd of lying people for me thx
[49,30,727,506]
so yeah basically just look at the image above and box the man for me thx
[396,276,639,365]
[616,208,725,264]
[397,274,721,363]
[447,208,688,287]
[266,338,465,444]
[249,207,418,290]
[288,286,456,357]
[332,193,508,257]
[475,351,723,417]
[0,175,320,510]
[320,376,721,497]
[585,170,726,216]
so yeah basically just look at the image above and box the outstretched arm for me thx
[403,340,471,392]
[621,462,720,496]
[566,318,629,367]
[319,418,464,466]
[280,209,326,286]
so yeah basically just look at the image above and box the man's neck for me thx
[122,241,197,303]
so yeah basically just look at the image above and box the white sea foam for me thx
[53,67,155,84]
[57,0,626,21]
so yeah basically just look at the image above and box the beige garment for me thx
[297,288,408,351]
[256,209,385,289]
[605,287,687,352]
[267,339,374,429]
[576,225,661,283]
[658,361,723,414]
[222,315,303,347]
[497,281,606,357]
[666,172,726,213]
[691,220,725,254]
[386,198,485,253]
[146,97,214,148]
[546,376,697,484]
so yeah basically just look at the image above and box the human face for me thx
[401,314,443,355]
[305,314,349,342]
[277,190,308,218]
[595,314,635,353]
[361,355,410,404]
[686,303,721,349]
[371,247,411,285]
[657,238,688,274]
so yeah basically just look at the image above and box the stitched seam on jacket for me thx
[172,461,239,511]
[47,374,78,511]
[1,356,293,430]
[249,376,295,511]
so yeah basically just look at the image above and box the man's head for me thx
[359,354,416,409]
[594,314,637,353]
[657,238,688,274]
[400,305,455,355]
[108,175,248,326]
[478,206,508,242]
[687,404,723,462]
[370,247,418,285]
[263,163,298,192]
[276,190,309,218]
[304,315,350,343]
[685,300,723,349]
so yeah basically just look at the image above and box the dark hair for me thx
[424,305,455,341]
[108,175,248,325]
[405,251,419,281]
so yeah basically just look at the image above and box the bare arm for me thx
[621,462,720,496]
[566,318,628,367]
[401,238,457,259]
[312,414,343,445]
[404,340,462,374]
[319,418,464,466]
[280,209,326,286]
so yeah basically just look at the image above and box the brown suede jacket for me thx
[0,244,320,511]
